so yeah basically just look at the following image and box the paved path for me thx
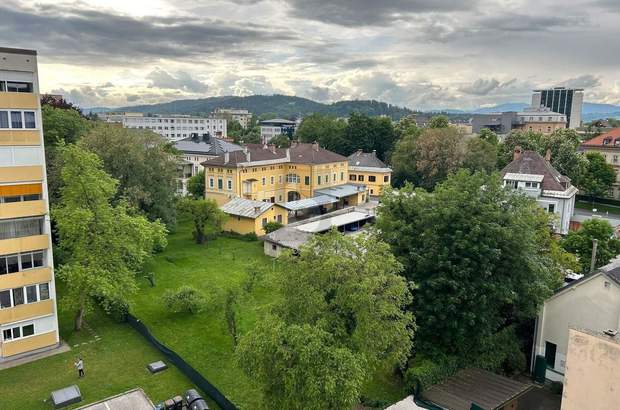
[0,341,71,370]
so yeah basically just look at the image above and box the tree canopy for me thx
[562,218,620,273]
[580,152,616,199]
[187,170,205,199]
[236,231,414,409]
[178,198,226,244]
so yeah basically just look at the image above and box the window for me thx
[304,176,310,185]
[24,112,36,129]
[350,174,357,181]
[0,290,10,308]
[262,177,266,186]
[10,111,22,128]
[370,189,374,195]
[218,178,223,190]
[270,176,274,185]
[0,111,8,128]
[325,174,330,183]
[286,174,300,184]
[6,81,33,93]
[340,172,344,181]
[0,81,4,92]
[505,180,518,189]
[358,175,365,182]
[209,178,214,189]
[22,324,34,337]
[277,214,282,223]
[548,204,555,213]
[384,175,390,183]
[368,176,376,182]
[317,176,321,185]
[26,285,37,303]
[262,218,267,227]
[227,179,232,190]
[272,244,277,251]
[0,217,44,240]
[545,341,557,369]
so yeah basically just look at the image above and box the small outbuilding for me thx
[221,197,288,236]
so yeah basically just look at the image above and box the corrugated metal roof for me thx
[503,173,544,182]
[295,211,372,233]
[315,183,365,199]
[221,197,273,218]
[175,135,242,155]
[281,195,338,211]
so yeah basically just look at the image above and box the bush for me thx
[405,356,460,392]
[221,231,258,241]
[163,286,207,314]
[263,221,284,234]
[359,396,390,409]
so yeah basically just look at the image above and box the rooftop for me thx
[501,149,571,192]
[315,183,366,199]
[0,47,37,55]
[347,150,391,170]
[221,197,277,218]
[77,389,153,410]
[581,128,620,147]
[260,118,296,125]
[174,134,242,155]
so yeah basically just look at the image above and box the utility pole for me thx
[590,239,599,273]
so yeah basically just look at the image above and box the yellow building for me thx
[202,142,366,208]
[0,47,60,359]
[580,128,620,198]
[347,150,392,197]
[221,197,288,236]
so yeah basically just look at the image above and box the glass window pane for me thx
[26,285,37,303]
[22,324,34,337]
[0,256,6,275]
[4,196,21,203]
[12,326,20,338]
[3,329,11,340]
[6,82,32,93]
[12,288,24,306]
[39,283,50,300]
[32,252,44,268]
[20,253,33,270]
[0,290,11,308]
[23,194,41,201]
[7,255,19,273]
[0,112,8,128]
[24,112,36,129]
[10,111,23,128]
[0,81,5,92]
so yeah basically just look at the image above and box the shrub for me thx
[263,221,284,234]
[163,286,207,314]
[405,356,460,392]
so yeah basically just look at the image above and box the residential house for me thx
[501,147,577,235]
[579,128,620,198]
[347,150,392,197]
[0,47,60,359]
[532,260,620,382]
[220,197,288,236]
[561,328,620,410]
[122,114,227,141]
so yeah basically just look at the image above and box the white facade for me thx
[213,108,252,129]
[516,107,566,125]
[533,266,620,382]
[122,115,227,141]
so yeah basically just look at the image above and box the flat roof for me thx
[281,195,338,211]
[315,183,365,199]
[295,211,372,233]
[0,47,37,56]
[77,389,153,410]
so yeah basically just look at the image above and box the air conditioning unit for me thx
[604,329,618,337]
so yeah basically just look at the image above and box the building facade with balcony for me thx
[121,114,228,141]
[501,147,577,235]
[579,128,620,199]
[213,108,253,129]
[0,47,60,360]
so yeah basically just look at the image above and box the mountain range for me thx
[85,95,620,122]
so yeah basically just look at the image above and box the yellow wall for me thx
[516,122,565,134]
[0,299,55,324]
[349,169,391,196]
[0,130,41,146]
[0,166,43,184]
[1,330,57,357]
[0,234,49,255]
[224,205,289,236]
[0,199,46,220]
[581,147,620,198]
[224,216,256,235]
[0,92,39,109]
[0,267,52,289]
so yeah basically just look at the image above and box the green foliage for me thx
[478,128,499,145]
[163,286,207,314]
[428,115,450,129]
[377,171,561,357]
[242,262,267,293]
[391,132,420,188]
[562,218,620,273]
[412,127,466,190]
[580,152,616,199]
[404,356,460,391]
[269,133,292,148]
[296,113,348,153]
[178,198,226,244]
[344,112,397,161]
[53,145,167,330]
[41,104,92,146]
[224,289,240,346]
[462,137,498,174]
[235,231,414,409]
[187,171,205,199]
[263,221,284,234]
[80,124,180,227]
[497,130,542,168]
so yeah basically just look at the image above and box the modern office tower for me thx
[0,47,60,360]
[532,87,584,129]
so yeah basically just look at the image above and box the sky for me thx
[1,0,619,110]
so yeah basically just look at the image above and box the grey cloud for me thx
[596,0,620,11]
[0,1,296,65]
[147,69,209,93]
[126,95,140,102]
[283,0,477,26]
[458,78,501,95]
[558,74,601,88]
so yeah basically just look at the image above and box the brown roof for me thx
[347,150,389,169]
[501,150,569,191]
[422,368,532,410]
[202,142,346,167]
[581,128,620,147]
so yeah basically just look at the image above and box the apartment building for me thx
[213,108,252,129]
[580,128,620,198]
[532,87,584,129]
[347,150,392,197]
[0,47,59,360]
[471,107,566,135]
[122,114,227,141]
[259,118,296,143]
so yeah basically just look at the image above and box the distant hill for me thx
[97,94,415,120]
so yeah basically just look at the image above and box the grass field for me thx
[575,199,620,216]
[130,221,407,409]
[0,305,200,409]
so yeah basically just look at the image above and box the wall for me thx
[224,206,288,236]
[223,215,256,235]
[349,169,391,197]
[561,329,620,410]
[534,274,620,381]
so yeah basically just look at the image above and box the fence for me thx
[126,313,238,410]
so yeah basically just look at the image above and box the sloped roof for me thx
[347,150,390,169]
[174,135,242,155]
[501,150,569,191]
[581,128,620,147]
[422,368,532,410]
[202,143,347,167]
[260,118,296,125]
[220,198,274,218]
[263,226,313,250]
[315,183,366,199]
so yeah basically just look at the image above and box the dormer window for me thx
[505,180,518,189]
[525,182,539,189]
[614,138,620,146]
[604,138,611,145]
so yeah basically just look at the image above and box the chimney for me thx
[246,151,251,162]
[269,144,276,154]
[312,141,319,152]
[285,148,290,161]
[513,146,522,161]
[224,151,230,164]
[545,148,552,162]
[254,206,261,214]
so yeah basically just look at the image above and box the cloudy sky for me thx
[2,0,619,110]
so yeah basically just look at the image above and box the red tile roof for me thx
[581,128,620,147]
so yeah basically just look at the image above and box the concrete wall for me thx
[561,329,620,410]
[534,274,620,381]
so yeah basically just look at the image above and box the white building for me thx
[501,147,577,235]
[122,115,227,141]
[259,118,296,143]
[213,108,252,129]
[532,260,620,382]
[532,87,584,129]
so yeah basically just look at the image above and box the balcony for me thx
[0,92,38,110]
[0,267,52,289]
[0,200,46,220]
[0,298,55,324]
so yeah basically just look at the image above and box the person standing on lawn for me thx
[74,357,85,378]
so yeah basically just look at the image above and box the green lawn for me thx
[575,199,620,216]
[0,305,200,409]
[130,221,406,409]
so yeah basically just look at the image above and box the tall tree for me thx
[562,219,620,273]
[296,113,347,153]
[187,170,205,199]
[580,152,616,200]
[236,231,414,409]
[178,198,226,244]
[377,171,561,357]
[80,124,180,227]
[414,127,465,190]
[478,128,499,145]
[41,104,91,146]
[344,112,397,161]
[497,130,542,168]
[428,115,450,129]
[538,129,587,185]
[462,137,498,173]
[53,145,167,330]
